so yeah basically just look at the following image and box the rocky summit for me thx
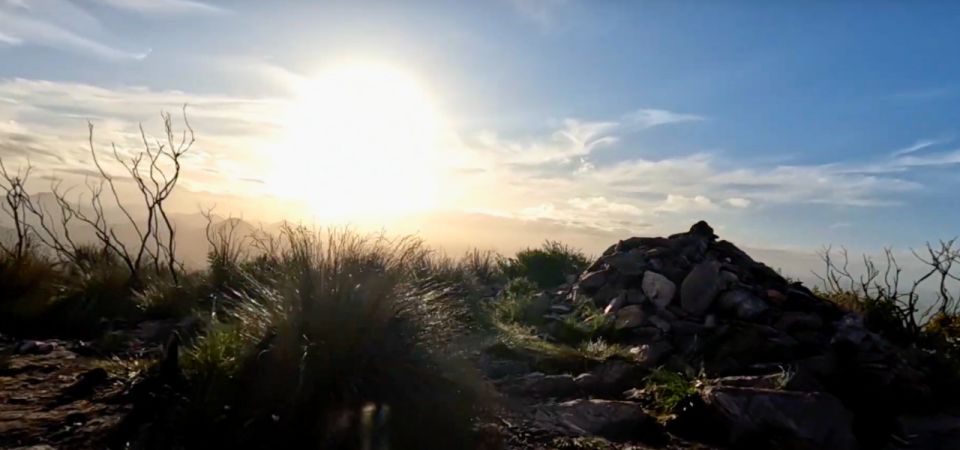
[484,221,960,450]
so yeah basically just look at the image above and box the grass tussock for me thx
[499,240,589,288]
[174,226,490,450]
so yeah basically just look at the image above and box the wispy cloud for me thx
[92,0,226,15]
[468,108,702,167]
[891,138,943,157]
[624,108,705,129]
[0,78,288,198]
[0,0,148,59]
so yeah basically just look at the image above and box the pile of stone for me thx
[485,221,956,450]
[571,221,934,449]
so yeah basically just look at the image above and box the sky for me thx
[1,0,960,268]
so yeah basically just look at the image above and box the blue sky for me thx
[1,0,959,257]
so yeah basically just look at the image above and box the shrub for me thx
[500,240,589,288]
[175,228,488,450]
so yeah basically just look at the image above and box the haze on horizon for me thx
[1,0,959,280]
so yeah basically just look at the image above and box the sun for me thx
[270,62,445,219]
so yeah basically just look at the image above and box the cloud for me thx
[0,30,22,45]
[92,0,226,15]
[890,138,944,157]
[655,194,716,213]
[0,0,148,59]
[468,108,702,167]
[470,118,618,166]
[624,109,705,129]
[0,78,288,199]
[725,197,751,208]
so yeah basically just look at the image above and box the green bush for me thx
[500,240,589,288]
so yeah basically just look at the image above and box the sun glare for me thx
[271,62,445,219]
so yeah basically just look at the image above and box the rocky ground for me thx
[3,221,960,449]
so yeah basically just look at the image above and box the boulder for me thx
[628,341,674,368]
[602,250,646,276]
[680,260,723,315]
[614,305,647,331]
[775,312,825,333]
[604,291,627,315]
[532,399,662,442]
[641,271,676,309]
[716,289,769,320]
[578,270,608,292]
[574,359,644,395]
[699,386,858,450]
[497,372,580,398]
[648,315,672,333]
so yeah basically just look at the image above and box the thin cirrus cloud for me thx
[469,108,702,167]
[0,0,148,59]
[91,0,227,15]
[0,0,222,60]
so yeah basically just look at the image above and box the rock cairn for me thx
[488,221,950,450]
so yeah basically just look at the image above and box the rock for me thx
[716,289,769,320]
[890,413,960,450]
[479,357,531,380]
[532,399,662,442]
[641,271,676,309]
[698,386,857,450]
[719,270,740,288]
[604,292,627,315]
[624,289,646,305]
[15,340,55,355]
[671,319,708,336]
[497,372,580,398]
[647,315,671,333]
[614,305,647,331]
[602,251,646,276]
[575,359,644,395]
[688,220,717,240]
[705,323,799,372]
[775,312,825,333]
[710,374,786,390]
[57,367,109,406]
[628,341,674,368]
[680,260,723,315]
[579,270,608,293]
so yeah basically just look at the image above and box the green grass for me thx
[638,369,700,418]
[499,240,590,288]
